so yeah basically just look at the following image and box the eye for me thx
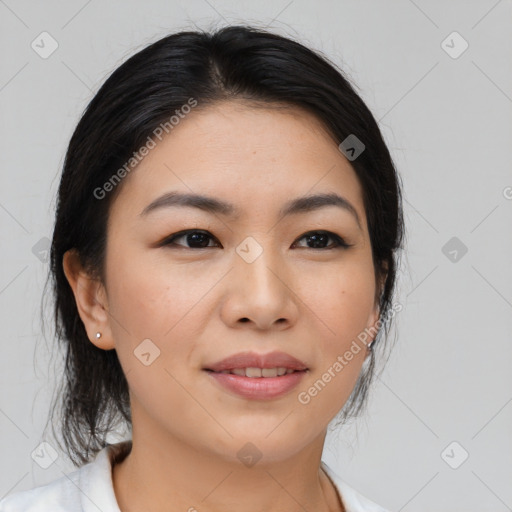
[292,230,352,250]
[160,229,352,250]
[160,230,221,249]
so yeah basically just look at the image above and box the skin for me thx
[63,100,383,512]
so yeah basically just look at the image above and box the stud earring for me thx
[96,332,102,339]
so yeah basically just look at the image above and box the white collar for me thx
[0,441,388,512]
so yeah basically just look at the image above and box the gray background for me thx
[1,1,511,511]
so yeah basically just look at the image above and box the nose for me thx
[220,242,300,331]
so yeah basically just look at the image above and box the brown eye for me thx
[161,230,220,249]
[160,229,351,251]
[293,231,352,250]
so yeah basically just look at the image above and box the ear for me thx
[62,249,115,350]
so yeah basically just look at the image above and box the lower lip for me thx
[205,370,307,400]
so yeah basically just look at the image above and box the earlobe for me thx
[366,305,380,353]
[62,249,115,350]
[366,268,388,353]
[363,296,382,357]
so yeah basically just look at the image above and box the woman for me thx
[0,25,403,512]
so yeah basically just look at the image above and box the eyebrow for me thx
[140,191,362,229]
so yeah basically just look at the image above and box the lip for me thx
[203,351,309,401]
[203,351,309,372]
[206,371,307,400]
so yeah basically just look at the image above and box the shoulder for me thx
[321,461,390,512]
[0,441,131,512]
[0,466,83,512]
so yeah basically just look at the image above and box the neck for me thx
[112,414,344,512]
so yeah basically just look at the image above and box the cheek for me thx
[104,253,208,418]
[104,246,221,388]
[307,259,376,343]
[105,245,207,338]
[297,261,375,412]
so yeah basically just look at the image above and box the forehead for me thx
[110,101,366,224]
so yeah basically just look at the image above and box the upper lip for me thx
[204,351,309,372]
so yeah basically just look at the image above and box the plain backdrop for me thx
[1,1,511,511]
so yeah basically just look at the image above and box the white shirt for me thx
[0,441,389,512]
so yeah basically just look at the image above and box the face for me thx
[71,101,381,463]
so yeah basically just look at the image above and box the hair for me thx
[45,24,405,467]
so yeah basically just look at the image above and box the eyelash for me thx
[159,229,352,251]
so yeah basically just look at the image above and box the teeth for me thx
[246,367,262,377]
[222,367,295,378]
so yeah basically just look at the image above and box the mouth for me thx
[202,351,309,400]
[204,367,304,378]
